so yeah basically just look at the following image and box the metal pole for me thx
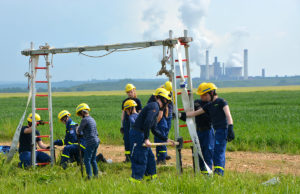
[31,42,38,167]
[184,30,200,173]
[45,51,54,166]
[170,30,181,174]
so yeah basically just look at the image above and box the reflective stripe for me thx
[214,166,224,171]
[201,171,209,174]
[80,144,86,149]
[61,154,70,158]
[125,151,130,155]
[62,139,65,145]
[159,151,167,153]
[129,177,141,183]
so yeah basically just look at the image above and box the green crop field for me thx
[0,86,300,193]
[1,86,300,154]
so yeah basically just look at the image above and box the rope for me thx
[78,47,148,58]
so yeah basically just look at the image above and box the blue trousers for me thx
[84,142,99,178]
[154,117,168,161]
[130,129,156,180]
[61,144,84,164]
[197,129,215,173]
[213,128,228,175]
[19,151,51,167]
[123,118,131,155]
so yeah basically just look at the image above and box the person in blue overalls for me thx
[56,110,86,169]
[194,82,215,174]
[121,83,142,162]
[180,83,235,176]
[18,113,51,168]
[147,87,171,165]
[129,88,175,182]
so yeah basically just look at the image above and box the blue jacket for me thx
[133,102,167,141]
[54,118,86,147]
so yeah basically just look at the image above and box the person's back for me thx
[79,116,99,146]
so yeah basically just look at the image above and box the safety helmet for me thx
[58,110,71,120]
[76,103,90,115]
[125,84,136,93]
[196,82,217,95]
[123,99,137,110]
[27,113,41,122]
[154,88,172,101]
[162,81,172,92]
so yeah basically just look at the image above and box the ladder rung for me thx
[176,75,188,79]
[36,108,48,110]
[178,108,184,111]
[36,135,50,138]
[35,81,48,83]
[35,67,47,69]
[36,94,48,97]
[179,124,187,128]
[37,149,50,152]
[183,140,193,143]
[177,90,191,95]
[36,162,50,166]
[175,59,187,62]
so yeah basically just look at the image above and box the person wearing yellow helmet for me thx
[147,87,173,164]
[18,113,51,168]
[129,87,175,182]
[76,103,100,180]
[121,83,142,162]
[55,110,86,169]
[179,82,234,176]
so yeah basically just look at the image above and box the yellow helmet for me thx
[123,99,137,110]
[162,81,172,92]
[76,103,90,115]
[58,110,71,120]
[27,113,41,122]
[125,84,136,93]
[196,82,217,95]
[154,88,172,101]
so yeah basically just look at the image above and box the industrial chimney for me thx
[243,49,248,80]
[206,50,209,80]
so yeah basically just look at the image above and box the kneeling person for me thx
[18,113,51,168]
[56,110,86,169]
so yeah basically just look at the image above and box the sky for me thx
[0,0,299,82]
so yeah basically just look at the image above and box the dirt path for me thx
[98,144,300,176]
[2,141,299,176]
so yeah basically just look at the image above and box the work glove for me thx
[227,124,235,142]
[178,112,186,122]
[46,146,50,149]
[172,112,176,120]
[120,127,124,135]
[37,120,45,125]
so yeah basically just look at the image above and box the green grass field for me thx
[0,86,300,193]
[0,155,299,193]
[1,86,300,154]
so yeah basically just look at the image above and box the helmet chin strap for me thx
[209,90,215,102]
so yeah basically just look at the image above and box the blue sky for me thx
[0,0,299,82]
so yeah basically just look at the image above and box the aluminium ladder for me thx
[30,43,55,167]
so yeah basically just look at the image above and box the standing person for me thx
[121,83,142,162]
[162,81,173,161]
[179,83,235,176]
[76,103,100,180]
[18,113,51,168]
[130,88,175,182]
[56,110,86,169]
[193,82,214,174]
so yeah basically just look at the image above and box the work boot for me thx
[123,154,131,163]
[166,155,171,160]
[61,162,68,170]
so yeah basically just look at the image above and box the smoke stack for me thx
[206,50,209,80]
[262,68,265,78]
[243,49,248,80]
